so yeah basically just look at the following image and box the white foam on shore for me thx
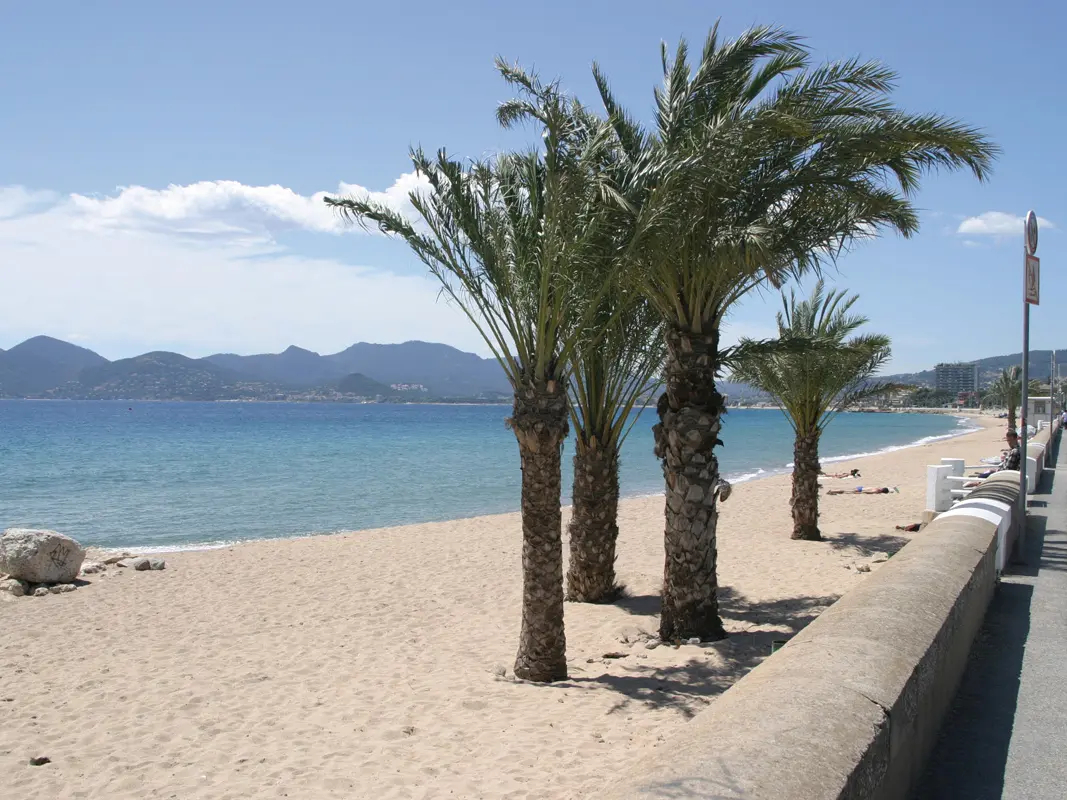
[105,541,238,555]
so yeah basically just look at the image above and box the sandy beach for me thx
[1,414,1006,799]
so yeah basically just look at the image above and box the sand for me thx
[1,414,1006,799]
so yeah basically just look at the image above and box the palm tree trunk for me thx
[653,326,728,643]
[509,377,569,682]
[566,441,620,603]
[1008,402,1017,431]
[791,428,822,541]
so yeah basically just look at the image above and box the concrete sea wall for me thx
[600,472,1029,799]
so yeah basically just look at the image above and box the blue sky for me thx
[1,0,1062,372]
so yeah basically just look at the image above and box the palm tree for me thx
[983,367,1041,430]
[566,294,664,602]
[593,24,997,641]
[731,283,894,540]
[325,64,622,682]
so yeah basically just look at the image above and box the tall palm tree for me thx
[983,367,1041,430]
[594,24,997,641]
[325,64,622,682]
[731,282,894,541]
[566,294,664,602]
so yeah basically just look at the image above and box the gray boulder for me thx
[0,577,28,597]
[149,559,166,571]
[0,529,86,584]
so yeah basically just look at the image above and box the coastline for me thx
[4,415,1003,799]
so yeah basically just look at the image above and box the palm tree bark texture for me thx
[509,377,569,682]
[653,326,728,643]
[566,442,620,602]
[791,428,822,540]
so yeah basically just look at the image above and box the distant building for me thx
[935,362,979,395]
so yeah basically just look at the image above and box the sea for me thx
[0,401,975,552]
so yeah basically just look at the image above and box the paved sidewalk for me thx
[914,437,1067,799]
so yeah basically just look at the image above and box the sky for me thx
[1,0,1063,373]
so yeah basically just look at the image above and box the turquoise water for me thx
[0,401,970,550]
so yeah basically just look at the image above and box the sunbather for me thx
[819,468,861,479]
[970,430,1022,480]
[826,486,898,495]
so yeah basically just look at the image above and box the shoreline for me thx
[104,412,986,556]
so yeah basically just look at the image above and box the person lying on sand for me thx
[826,486,899,495]
[896,522,922,532]
[819,468,861,479]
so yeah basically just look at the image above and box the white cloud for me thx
[68,172,430,243]
[0,182,488,360]
[957,211,1056,238]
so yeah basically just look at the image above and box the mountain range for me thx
[0,336,512,401]
[4,335,1058,403]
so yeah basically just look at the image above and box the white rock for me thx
[148,559,166,571]
[855,563,871,573]
[103,553,131,565]
[48,583,77,594]
[644,640,660,650]
[687,637,702,645]
[0,529,86,584]
[871,552,889,564]
[0,577,28,597]
[80,562,105,575]
[33,587,50,597]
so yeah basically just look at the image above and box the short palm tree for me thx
[566,293,664,602]
[731,283,894,541]
[594,24,997,641]
[325,64,621,682]
[984,367,1041,430]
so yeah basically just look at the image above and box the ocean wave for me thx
[114,540,238,555]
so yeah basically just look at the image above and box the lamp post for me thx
[1020,211,1040,546]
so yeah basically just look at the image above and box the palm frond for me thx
[730,284,892,432]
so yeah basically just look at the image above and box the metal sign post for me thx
[1020,210,1040,544]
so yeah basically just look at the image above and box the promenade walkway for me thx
[913,436,1067,799]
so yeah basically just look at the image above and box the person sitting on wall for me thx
[970,429,1022,481]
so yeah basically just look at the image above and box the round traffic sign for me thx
[1025,210,1039,255]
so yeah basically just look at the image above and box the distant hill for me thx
[0,335,110,395]
[335,372,393,397]
[206,340,510,397]
[884,349,1067,389]
[0,336,510,400]
[67,352,276,401]
[206,345,341,388]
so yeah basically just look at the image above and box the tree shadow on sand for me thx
[559,587,839,717]
[823,530,909,557]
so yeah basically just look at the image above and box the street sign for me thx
[1025,210,1039,255]
[1026,254,1040,304]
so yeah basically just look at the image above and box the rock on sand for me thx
[0,529,86,584]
